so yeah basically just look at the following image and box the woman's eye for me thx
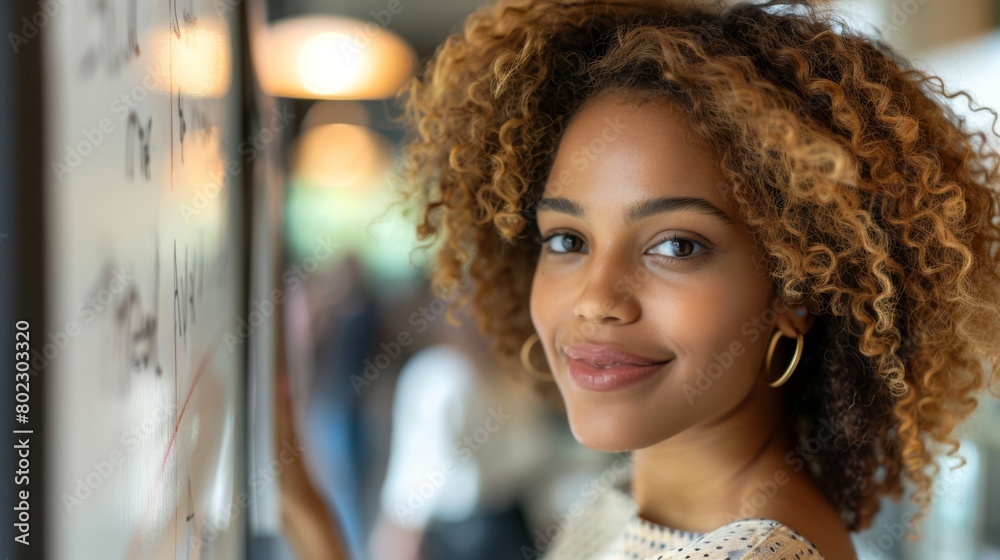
[651,237,707,258]
[537,233,586,254]
[535,232,709,260]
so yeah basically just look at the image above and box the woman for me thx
[393,0,1000,558]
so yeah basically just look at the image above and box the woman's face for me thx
[530,90,786,451]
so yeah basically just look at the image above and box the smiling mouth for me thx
[565,358,672,391]
[587,360,665,368]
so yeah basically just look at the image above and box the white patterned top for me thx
[540,486,824,560]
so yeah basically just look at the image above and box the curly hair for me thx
[396,0,1000,535]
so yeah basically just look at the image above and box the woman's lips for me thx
[566,358,670,391]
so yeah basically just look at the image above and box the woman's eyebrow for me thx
[536,195,736,226]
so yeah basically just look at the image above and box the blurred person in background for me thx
[287,252,377,559]
[367,289,557,560]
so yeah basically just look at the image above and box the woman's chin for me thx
[565,409,660,453]
[561,392,698,452]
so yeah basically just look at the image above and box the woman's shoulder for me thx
[647,518,825,560]
[540,486,829,560]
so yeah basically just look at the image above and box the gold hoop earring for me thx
[764,330,804,388]
[520,333,554,382]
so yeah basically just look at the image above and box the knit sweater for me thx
[540,486,825,560]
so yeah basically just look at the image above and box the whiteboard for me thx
[42,0,247,557]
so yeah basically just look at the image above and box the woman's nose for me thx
[572,250,642,325]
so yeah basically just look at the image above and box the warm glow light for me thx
[298,32,363,96]
[292,123,391,189]
[255,15,415,100]
[149,18,233,97]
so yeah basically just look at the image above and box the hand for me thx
[275,369,350,560]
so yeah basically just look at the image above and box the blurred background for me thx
[2,0,999,558]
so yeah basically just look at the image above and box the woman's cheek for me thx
[655,278,765,396]
[530,268,563,357]
[529,268,550,330]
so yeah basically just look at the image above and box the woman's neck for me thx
[630,377,804,533]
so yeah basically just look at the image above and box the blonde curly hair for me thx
[395,0,1000,534]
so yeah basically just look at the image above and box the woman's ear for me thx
[774,303,815,339]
